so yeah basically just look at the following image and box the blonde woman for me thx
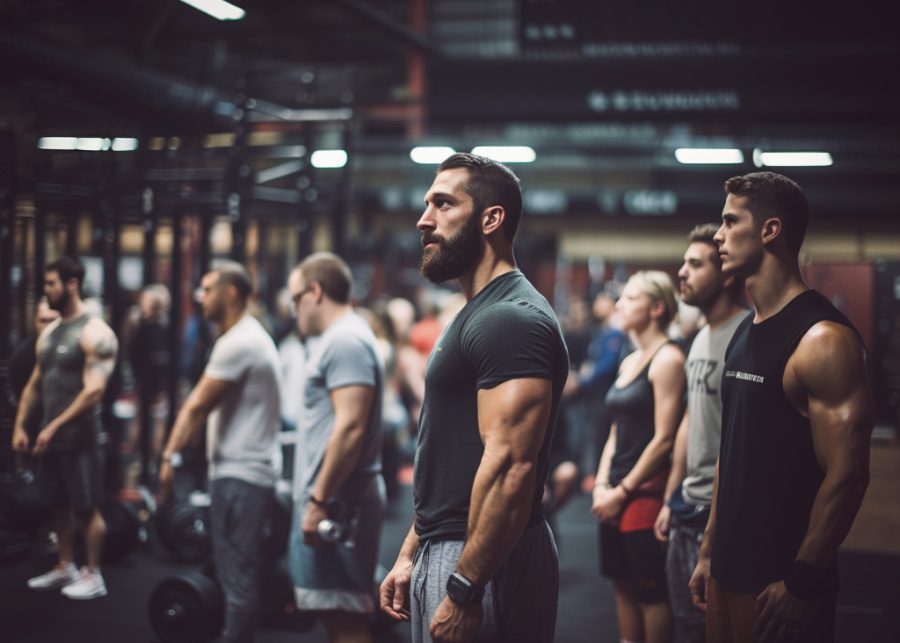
[592,270,686,643]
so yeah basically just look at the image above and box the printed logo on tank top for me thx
[724,370,765,384]
[686,358,719,394]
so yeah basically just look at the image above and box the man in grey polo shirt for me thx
[161,261,282,643]
[654,224,747,643]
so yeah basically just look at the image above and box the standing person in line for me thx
[689,173,874,643]
[573,291,629,481]
[653,224,748,643]
[286,252,386,643]
[379,153,569,643]
[160,262,282,643]
[5,297,60,428]
[592,270,685,643]
[12,256,118,599]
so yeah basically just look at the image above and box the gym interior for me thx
[1,2,899,642]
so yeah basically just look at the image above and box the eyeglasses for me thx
[292,286,313,306]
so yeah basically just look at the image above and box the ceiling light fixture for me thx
[471,146,536,163]
[111,138,139,151]
[674,148,744,164]
[38,137,78,150]
[410,146,456,164]
[311,149,348,169]
[753,149,833,167]
[179,0,245,21]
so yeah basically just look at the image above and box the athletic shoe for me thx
[61,567,107,600]
[26,563,79,590]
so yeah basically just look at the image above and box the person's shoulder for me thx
[82,316,118,350]
[795,320,863,364]
[650,342,686,375]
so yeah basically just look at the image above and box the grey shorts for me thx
[38,447,103,516]
[288,477,386,613]
[410,520,559,643]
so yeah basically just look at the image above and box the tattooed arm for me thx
[33,318,119,455]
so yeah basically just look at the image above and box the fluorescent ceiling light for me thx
[38,137,77,150]
[410,146,456,164]
[111,138,139,151]
[179,0,245,21]
[471,146,536,163]
[76,138,110,151]
[754,150,833,167]
[311,149,348,169]
[675,148,744,164]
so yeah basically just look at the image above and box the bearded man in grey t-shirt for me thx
[654,224,748,643]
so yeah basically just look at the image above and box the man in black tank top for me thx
[11,257,119,600]
[688,173,874,643]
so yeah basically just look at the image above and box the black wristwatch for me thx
[446,571,484,606]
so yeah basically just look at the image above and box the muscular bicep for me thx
[791,322,874,471]
[476,378,553,463]
[82,320,119,389]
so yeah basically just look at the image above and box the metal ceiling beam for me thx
[0,31,294,127]
[332,0,443,58]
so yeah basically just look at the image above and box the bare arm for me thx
[11,362,42,452]
[753,321,873,640]
[655,410,689,541]
[380,520,420,621]
[310,384,376,501]
[33,319,118,454]
[455,377,553,586]
[620,345,685,492]
[788,321,874,567]
[301,383,376,546]
[162,375,235,457]
[689,459,719,609]
[159,375,234,499]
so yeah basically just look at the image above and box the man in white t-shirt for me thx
[654,224,748,643]
[161,261,282,643]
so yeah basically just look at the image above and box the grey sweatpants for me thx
[410,520,559,643]
[210,477,273,643]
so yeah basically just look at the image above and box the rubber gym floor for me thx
[3,440,899,643]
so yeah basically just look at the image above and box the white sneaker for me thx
[27,563,79,590]
[61,567,107,600]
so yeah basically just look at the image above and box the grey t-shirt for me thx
[682,310,748,506]
[205,315,283,488]
[295,312,383,501]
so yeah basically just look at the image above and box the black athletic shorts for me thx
[38,448,104,516]
[598,522,668,603]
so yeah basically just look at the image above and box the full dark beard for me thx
[419,212,484,284]
[47,289,69,313]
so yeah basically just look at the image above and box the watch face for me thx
[446,573,473,605]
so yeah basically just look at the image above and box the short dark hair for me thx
[724,172,809,255]
[297,252,352,304]
[688,223,723,269]
[438,152,523,241]
[46,256,85,287]
[214,261,253,302]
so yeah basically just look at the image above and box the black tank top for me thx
[711,290,854,593]
[605,343,672,486]
[39,314,101,450]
